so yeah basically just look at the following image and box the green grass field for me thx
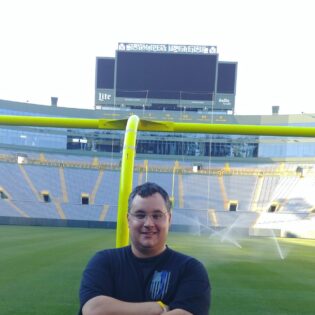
[0,225,314,315]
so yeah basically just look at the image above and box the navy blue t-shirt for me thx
[79,245,210,315]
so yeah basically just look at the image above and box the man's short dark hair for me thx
[128,182,172,212]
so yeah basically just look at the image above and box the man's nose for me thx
[143,215,155,225]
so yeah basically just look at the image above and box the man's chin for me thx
[140,239,157,248]
[139,237,163,251]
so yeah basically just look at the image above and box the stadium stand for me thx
[1,153,314,234]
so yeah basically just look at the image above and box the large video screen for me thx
[216,62,237,94]
[115,51,218,100]
[96,58,115,89]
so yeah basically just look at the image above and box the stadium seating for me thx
[1,152,314,237]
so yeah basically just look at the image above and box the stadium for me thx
[1,42,315,314]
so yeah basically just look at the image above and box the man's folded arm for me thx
[82,295,165,315]
[165,309,193,315]
[82,296,193,315]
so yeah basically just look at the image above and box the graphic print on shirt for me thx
[149,270,171,300]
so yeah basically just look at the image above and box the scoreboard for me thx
[95,43,237,112]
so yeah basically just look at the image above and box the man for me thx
[79,182,211,315]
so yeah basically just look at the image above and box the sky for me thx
[1,0,314,115]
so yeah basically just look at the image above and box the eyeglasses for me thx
[129,211,168,223]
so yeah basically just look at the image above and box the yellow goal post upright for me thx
[116,115,139,247]
[1,114,315,248]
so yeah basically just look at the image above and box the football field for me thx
[0,225,314,315]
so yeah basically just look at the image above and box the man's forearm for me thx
[166,309,193,315]
[82,295,164,315]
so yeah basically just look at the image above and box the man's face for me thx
[128,192,171,258]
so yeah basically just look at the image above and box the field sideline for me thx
[0,225,314,315]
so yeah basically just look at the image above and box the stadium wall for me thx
[0,216,210,234]
[0,216,116,229]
